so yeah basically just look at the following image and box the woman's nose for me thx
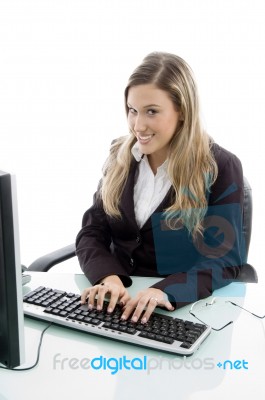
[134,115,147,133]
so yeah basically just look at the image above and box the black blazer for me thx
[76,142,244,307]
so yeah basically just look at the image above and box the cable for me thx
[0,322,53,371]
[189,298,233,331]
[189,310,233,331]
[227,301,265,319]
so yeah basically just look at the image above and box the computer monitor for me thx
[0,170,25,368]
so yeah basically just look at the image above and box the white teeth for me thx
[139,135,153,140]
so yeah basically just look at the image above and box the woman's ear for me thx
[179,111,184,121]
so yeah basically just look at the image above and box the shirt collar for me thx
[131,141,143,162]
[131,141,168,172]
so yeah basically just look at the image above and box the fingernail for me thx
[97,305,102,311]
[88,304,93,309]
[141,317,147,324]
[108,307,113,313]
[121,315,126,320]
[132,316,138,323]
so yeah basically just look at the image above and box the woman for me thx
[76,52,244,323]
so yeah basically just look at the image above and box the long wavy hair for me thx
[100,52,218,236]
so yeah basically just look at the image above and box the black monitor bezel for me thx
[0,170,25,368]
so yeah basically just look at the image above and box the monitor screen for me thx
[0,170,25,368]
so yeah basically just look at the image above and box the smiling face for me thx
[127,83,182,172]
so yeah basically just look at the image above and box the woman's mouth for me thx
[137,134,155,144]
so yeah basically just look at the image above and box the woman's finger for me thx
[140,297,159,323]
[80,288,91,304]
[119,291,131,307]
[130,296,152,322]
[96,283,110,310]
[121,297,139,320]
[86,285,101,309]
[107,289,121,313]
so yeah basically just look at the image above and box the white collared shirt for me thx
[131,142,172,228]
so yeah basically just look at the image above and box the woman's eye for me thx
[128,107,137,114]
[147,109,157,115]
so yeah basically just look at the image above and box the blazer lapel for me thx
[119,158,139,229]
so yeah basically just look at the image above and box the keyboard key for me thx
[143,326,152,332]
[44,307,53,313]
[135,324,144,331]
[139,331,148,338]
[146,333,155,339]
[154,335,164,342]
[51,308,60,315]
[53,290,67,295]
[96,313,105,320]
[186,337,196,344]
[180,342,192,349]
[102,322,112,328]
[119,326,127,332]
[91,319,101,325]
[68,313,77,319]
[126,328,136,335]
[41,301,51,307]
[110,323,120,330]
[186,332,199,340]
[67,293,76,298]
[176,335,186,341]
[127,322,137,328]
[164,337,174,344]
[194,323,207,331]
[59,310,68,317]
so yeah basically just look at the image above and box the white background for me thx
[0,0,264,282]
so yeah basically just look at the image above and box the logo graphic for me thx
[217,359,249,370]
[151,188,247,302]
[193,215,236,259]
[53,353,216,373]
[53,353,147,375]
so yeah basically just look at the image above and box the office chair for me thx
[27,177,258,283]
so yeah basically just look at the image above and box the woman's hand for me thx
[121,288,174,324]
[80,275,131,313]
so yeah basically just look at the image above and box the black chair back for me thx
[236,177,257,282]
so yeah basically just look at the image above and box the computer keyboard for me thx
[23,286,211,355]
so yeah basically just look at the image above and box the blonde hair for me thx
[100,52,218,236]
